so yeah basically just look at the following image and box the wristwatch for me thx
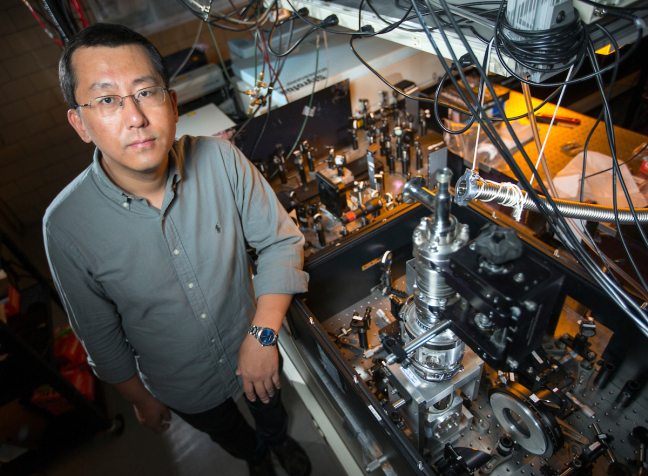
[248,325,279,346]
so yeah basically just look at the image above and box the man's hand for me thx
[114,374,171,434]
[133,395,172,433]
[237,334,281,403]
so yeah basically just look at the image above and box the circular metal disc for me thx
[489,392,553,457]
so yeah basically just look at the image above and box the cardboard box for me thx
[31,385,74,416]
[31,368,96,415]
[54,326,87,369]
[61,368,95,402]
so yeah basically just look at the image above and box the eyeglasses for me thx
[76,86,169,117]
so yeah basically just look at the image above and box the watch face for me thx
[258,328,276,345]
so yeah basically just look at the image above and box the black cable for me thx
[242,16,294,161]
[370,0,421,29]
[576,0,648,12]
[249,21,293,160]
[493,0,644,87]
[579,110,604,203]
[412,0,648,328]
[284,0,375,35]
[249,94,272,161]
[496,8,587,75]
[460,1,648,322]
[41,0,74,41]
[267,7,318,58]
[58,0,77,34]
[349,33,567,122]
[176,0,262,32]
[32,1,60,31]
[576,25,648,294]
[433,66,484,134]
[587,22,648,254]
[584,142,648,180]
[348,0,573,121]
[587,41,648,293]
[268,25,316,57]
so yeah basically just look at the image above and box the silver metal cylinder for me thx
[401,300,465,381]
[401,173,468,382]
[411,216,469,318]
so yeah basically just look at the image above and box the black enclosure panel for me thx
[234,80,352,166]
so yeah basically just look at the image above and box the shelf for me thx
[270,0,648,82]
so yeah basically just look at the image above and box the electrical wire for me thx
[350,32,567,123]
[68,0,89,28]
[493,0,645,87]
[576,0,648,12]
[585,26,648,292]
[268,22,317,57]
[21,0,64,47]
[524,32,648,301]
[410,0,648,333]
[208,0,648,328]
[283,0,375,36]
[249,19,295,160]
[177,0,265,32]
[206,20,248,94]
[172,0,648,325]
[470,38,495,170]
[528,65,573,188]
[170,21,204,82]
[285,33,320,159]
[41,0,74,41]
[322,30,330,89]
[496,6,587,76]
[584,142,648,180]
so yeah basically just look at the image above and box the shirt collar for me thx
[90,143,183,207]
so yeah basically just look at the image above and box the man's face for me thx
[67,45,179,178]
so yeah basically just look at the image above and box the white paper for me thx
[553,151,647,208]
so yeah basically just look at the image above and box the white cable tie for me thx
[471,38,495,172]
[530,65,574,187]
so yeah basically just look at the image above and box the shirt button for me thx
[173,249,180,255]
[200,313,207,319]
[122,202,128,208]
[211,338,216,344]
[218,359,224,364]
[188,283,194,289]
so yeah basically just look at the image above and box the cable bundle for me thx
[22,0,90,46]
[319,0,648,331]
[496,2,588,78]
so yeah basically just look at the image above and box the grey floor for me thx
[44,373,348,476]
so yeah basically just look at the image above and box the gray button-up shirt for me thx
[43,136,309,413]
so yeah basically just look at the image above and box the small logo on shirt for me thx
[215,224,221,234]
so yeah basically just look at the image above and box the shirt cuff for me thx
[89,352,138,384]
[252,268,309,300]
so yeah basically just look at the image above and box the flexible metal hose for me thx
[455,172,648,223]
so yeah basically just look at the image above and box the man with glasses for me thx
[43,23,310,476]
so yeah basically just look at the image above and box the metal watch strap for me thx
[247,325,278,346]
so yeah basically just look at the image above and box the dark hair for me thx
[59,23,170,108]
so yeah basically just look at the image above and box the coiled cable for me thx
[455,173,648,224]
